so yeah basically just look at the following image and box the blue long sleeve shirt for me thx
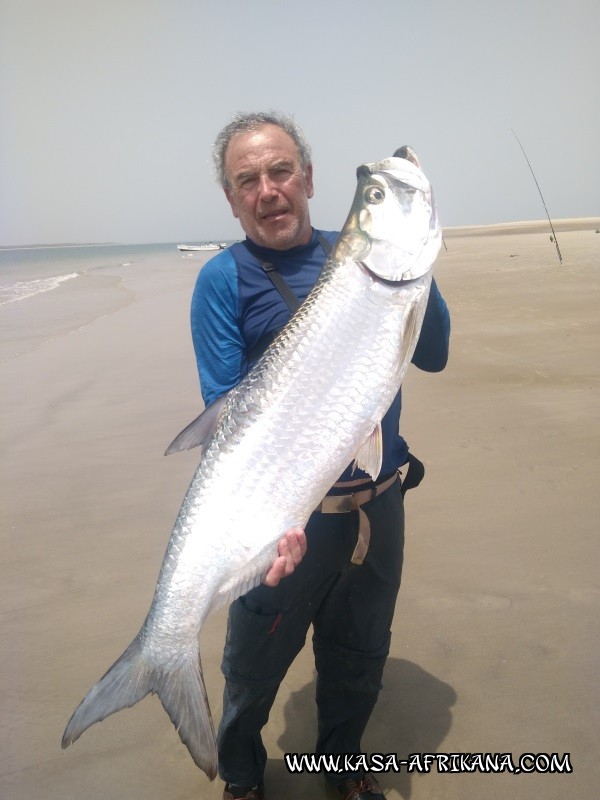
[191,229,450,485]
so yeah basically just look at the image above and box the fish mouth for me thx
[357,258,424,287]
[356,164,372,180]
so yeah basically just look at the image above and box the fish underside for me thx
[62,149,442,780]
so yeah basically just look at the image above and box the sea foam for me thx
[0,272,79,305]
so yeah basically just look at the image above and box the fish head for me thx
[332,147,441,282]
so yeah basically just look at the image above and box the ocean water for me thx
[0,242,229,362]
[0,243,184,305]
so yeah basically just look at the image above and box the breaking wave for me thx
[0,272,79,305]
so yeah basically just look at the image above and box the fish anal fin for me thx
[352,423,383,481]
[208,544,280,614]
[165,393,229,456]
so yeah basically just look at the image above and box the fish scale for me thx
[62,151,441,781]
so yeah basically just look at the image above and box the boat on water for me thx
[177,242,227,252]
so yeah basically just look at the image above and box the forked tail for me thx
[61,633,217,780]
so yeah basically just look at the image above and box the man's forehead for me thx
[225,125,300,169]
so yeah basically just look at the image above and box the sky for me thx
[1,0,598,246]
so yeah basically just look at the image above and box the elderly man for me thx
[190,112,450,800]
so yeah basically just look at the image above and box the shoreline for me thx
[443,216,600,237]
[2,218,599,250]
[0,248,212,362]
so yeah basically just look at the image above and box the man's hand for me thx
[263,529,307,587]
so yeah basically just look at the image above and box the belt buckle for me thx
[333,495,355,513]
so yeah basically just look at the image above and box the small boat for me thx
[177,243,221,252]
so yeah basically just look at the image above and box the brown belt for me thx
[314,472,400,565]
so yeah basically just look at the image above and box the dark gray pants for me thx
[217,478,405,787]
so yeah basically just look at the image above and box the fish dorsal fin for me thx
[352,423,383,480]
[164,393,229,455]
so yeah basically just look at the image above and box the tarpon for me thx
[62,147,442,780]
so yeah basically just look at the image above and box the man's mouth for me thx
[261,208,289,221]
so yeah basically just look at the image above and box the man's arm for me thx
[190,252,246,406]
[412,277,450,372]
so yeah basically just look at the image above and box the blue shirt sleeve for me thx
[190,252,246,406]
[411,277,450,372]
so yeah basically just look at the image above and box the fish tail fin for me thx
[61,635,152,749]
[155,647,217,780]
[61,634,218,780]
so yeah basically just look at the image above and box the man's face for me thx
[223,124,314,250]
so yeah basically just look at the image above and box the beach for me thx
[1,220,599,799]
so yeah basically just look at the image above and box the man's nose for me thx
[257,174,278,199]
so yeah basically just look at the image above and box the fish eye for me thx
[365,185,385,204]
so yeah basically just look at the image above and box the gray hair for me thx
[212,111,312,189]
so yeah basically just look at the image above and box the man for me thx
[190,112,450,800]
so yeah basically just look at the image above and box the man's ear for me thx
[224,188,239,219]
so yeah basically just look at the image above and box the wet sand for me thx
[2,220,599,799]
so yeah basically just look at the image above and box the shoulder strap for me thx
[247,233,333,364]
[257,233,333,314]
[258,260,301,314]
[317,232,333,257]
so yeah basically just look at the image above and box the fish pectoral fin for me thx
[352,423,383,481]
[165,393,229,455]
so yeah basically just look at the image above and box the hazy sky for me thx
[1,0,598,246]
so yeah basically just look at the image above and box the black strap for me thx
[247,234,334,365]
[400,453,425,496]
[317,233,333,257]
[259,261,301,313]
[257,234,333,314]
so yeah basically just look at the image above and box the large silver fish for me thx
[62,147,442,780]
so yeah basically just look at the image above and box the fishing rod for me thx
[511,129,563,265]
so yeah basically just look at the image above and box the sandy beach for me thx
[2,220,599,799]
